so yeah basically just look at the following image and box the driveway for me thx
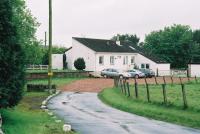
[48,92,200,134]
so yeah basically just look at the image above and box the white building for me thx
[66,37,170,75]
[188,63,200,77]
[52,54,63,70]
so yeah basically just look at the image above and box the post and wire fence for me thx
[113,75,199,109]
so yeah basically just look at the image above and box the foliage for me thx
[0,0,25,108]
[74,58,86,70]
[12,0,42,65]
[112,34,140,45]
[192,30,200,62]
[144,24,194,68]
[99,83,200,128]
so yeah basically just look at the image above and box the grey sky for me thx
[26,0,200,47]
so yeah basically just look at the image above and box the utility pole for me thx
[45,31,47,47]
[48,0,53,93]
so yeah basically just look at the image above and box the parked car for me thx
[101,68,131,79]
[139,68,155,78]
[126,69,145,78]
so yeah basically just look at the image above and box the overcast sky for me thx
[26,0,200,47]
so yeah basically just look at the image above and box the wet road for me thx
[48,92,200,134]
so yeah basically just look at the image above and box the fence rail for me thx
[27,65,48,70]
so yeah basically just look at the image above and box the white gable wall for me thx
[66,39,96,71]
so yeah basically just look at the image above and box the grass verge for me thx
[99,83,200,129]
[1,78,79,134]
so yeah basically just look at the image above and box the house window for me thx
[146,64,150,69]
[131,56,135,64]
[141,63,150,69]
[99,56,104,65]
[123,56,128,65]
[110,56,114,65]
[141,64,145,69]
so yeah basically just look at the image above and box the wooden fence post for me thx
[127,82,130,97]
[162,84,167,104]
[120,79,123,93]
[171,76,174,85]
[179,77,183,85]
[123,79,127,95]
[181,84,188,109]
[146,84,150,102]
[154,76,158,85]
[195,75,198,83]
[163,76,166,85]
[134,80,138,98]
[144,76,148,85]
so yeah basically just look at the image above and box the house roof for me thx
[73,37,168,63]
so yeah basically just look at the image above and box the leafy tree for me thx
[74,58,86,70]
[0,0,25,108]
[191,30,200,62]
[13,0,42,65]
[144,24,193,68]
[193,30,200,44]
[112,34,140,45]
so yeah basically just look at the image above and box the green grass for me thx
[99,83,200,129]
[26,69,82,74]
[1,78,79,134]
[27,77,82,87]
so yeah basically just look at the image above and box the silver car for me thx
[127,69,145,78]
[101,68,131,79]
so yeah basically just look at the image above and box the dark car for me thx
[139,69,155,78]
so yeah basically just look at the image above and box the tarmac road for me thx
[48,92,200,134]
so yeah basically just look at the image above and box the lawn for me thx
[1,78,80,134]
[27,77,82,87]
[99,83,200,129]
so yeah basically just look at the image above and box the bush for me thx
[74,58,86,70]
[0,0,25,108]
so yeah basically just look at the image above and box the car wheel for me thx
[103,75,107,78]
[119,75,123,79]
[135,74,139,79]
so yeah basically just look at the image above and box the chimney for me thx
[116,35,121,46]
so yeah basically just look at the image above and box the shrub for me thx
[74,58,86,70]
[0,0,25,108]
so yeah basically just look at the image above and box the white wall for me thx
[188,64,200,77]
[95,53,137,72]
[157,63,171,76]
[66,39,96,71]
[52,54,63,70]
[135,53,157,72]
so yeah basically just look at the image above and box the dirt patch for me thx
[60,78,113,92]
[60,77,195,93]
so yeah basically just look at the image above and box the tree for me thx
[112,34,140,45]
[191,30,200,62]
[74,58,86,70]
[13,0,41,65]
[144,24,193,68]
[0,0,25,108]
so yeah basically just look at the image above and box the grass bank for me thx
[1,78,79,134]
[99,83,200,129]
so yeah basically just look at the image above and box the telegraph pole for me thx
[45,31,47,47]
[48,0,53,93]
